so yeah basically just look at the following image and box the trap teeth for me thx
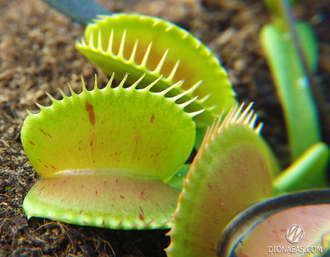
[75,14,236,132]
[21,74,198,230]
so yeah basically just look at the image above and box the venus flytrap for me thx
[166,104,330,257]
[166,103,275,257]
[19,3,330,256]
[75,14,236,148]
[21,73,204,230]
[21,10,242,234]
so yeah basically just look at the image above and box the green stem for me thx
[277,0,330,147]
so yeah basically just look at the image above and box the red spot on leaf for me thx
[120,195,125,199]
[79,210,83,215]
[102,220,105,226]
[44,165,48,168]
[115,179,119,184]
[47,133,52,139]
[140,189,146,197]
[39,128,46,136]
[150,113,155,123]
[95,190,98,195]
[207,183,213,189]
[38,159,42,162]
[85,101,95,126]
[139,206,144,215]
[79,147,81,151]
[90,140,93,146]
[139,213,145,221]
[117,221,123,228]
[51,165,57,170]
[39,187,45,191]
[29,141,35,146]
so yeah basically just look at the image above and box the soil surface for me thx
[0,0,329,256]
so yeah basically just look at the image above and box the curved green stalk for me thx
[273,142,330,194]
[260,21,320,161]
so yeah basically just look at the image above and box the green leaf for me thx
[23,171,180,229]
[166,103,274,257]
[296,22,318,73]
[76,14,236,130]
[21,74,199,229]
[274,142,330,194]
[166,164,190,191]
[260,22,320,161]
